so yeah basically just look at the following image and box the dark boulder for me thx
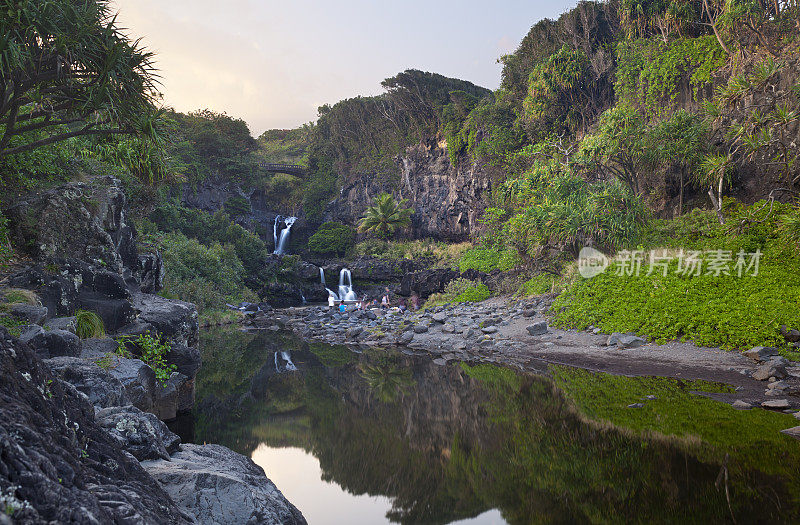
[132,292,199,348]
[20,326,81,359]
[45,356,129,409]
[96,405,181,461]
[77,290,136,333]
[0,327,191,524]
[400,269,459,299]
[4,175,138,274]
[8,304,48,325]
[137,252,164,294]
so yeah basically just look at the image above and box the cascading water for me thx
[338,268,357,301]
[273,216,297,255]
[281,351,298,371]
[273,215,281,249]
[319,268,326,287]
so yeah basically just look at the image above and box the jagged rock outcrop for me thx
[143,444,307,525]
[0,328,192,524]
[326,138,496,241]
[4,174,137,274]
[3,175,201,420]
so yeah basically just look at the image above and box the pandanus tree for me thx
[0,0,163,176]
[358,193,414,238]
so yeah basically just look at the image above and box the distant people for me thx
[381,292,390,310]
[398,298,407,313]
[339,302,346,313]
[328,295,336,309]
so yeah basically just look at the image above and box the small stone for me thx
[431,312,447,323]
[432,358,446,366]
[526,322,548,336]
[732,400,752,410]
[345,326,363,339]
[761,399,791,410]
[767,380,789,390]
[743,346,779,362]
[592,328,602,335]
[780,426,800,441]
[442,323,455,333]
[413,324,429,334]
[794,412,800,420]
[753,362,787,381]
[645,395,657,400]
[780,325,800,343]
[627,403,644,409]
[481,326,498,334]
[398,331,414,345]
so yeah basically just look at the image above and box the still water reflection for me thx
[175,327,800,524]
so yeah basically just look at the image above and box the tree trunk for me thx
[678,170,684,217]
[708,180,725,224]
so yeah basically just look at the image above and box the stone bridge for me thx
[259,163,306,176]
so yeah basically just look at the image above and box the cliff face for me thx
[326,138,496,241]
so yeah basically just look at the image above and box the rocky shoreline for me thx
[247,297,800,434]
[0,175,307,524]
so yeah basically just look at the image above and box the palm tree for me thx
[358,193,413,238]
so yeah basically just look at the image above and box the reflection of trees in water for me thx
[193,328,800,524]
[359,363,415,404]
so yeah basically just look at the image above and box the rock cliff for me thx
[326,138,497,241]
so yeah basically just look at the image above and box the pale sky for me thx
[111,0,578,136]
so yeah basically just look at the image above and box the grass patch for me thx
[75,310,106,339]
[352,239,470,268]
[426,278,491,308]
[458,245,521,273]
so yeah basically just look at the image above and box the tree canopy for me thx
[0,0,161,159]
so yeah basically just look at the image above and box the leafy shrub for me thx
[146,231,257,311]
[117,332,177,385]
[0,212,12,268]
[352,239,469,268]
[75,310,105,339]
[224,196,251,218]
[427,278,491,306]
[498,168,648,258]
[308,222,355,256]
[551,201,800,358]
[458,245,521,272]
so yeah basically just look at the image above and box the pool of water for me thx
[172,327,800,524]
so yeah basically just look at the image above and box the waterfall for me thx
[272,215,281,249]
[273,216,297,255]
[274,352,278,372]
[338,268,357,301]
[319,267,326,286]
[281,351,298,371]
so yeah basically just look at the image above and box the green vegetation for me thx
[144,230,257,312]
[307,222,355,256]
[0,0,161,164]
[427,278,491,306]
[458,245,520,272]
[552,201,800,357]
[74,310,106,339]
[352,239,470,268]
[357,193,414,239]
[117,332,177,385]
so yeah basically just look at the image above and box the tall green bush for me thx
[308,222,355,256]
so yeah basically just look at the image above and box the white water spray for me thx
[281,351,298,371]
[338,268,357,301]
[274,216,297,255]
[319,267,326,286]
